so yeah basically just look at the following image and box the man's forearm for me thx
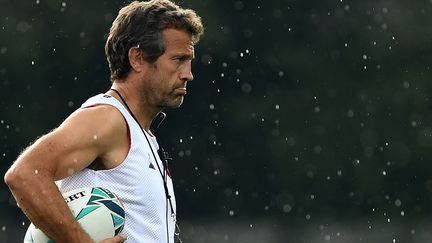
[5,167,94,243]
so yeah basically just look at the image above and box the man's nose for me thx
[180,62,193,82]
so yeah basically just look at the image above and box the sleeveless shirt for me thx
[56,94,176,243]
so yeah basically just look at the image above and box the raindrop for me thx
[229,210,234,216]
[395,199,402,207]
[178,151,184,157]
[34,170,39,174]
[283,204,292,213]
[241,83,252,93]
[67,168,74,175]
[275,104,280,110]
[17,21,31,33]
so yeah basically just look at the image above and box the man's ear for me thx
[128,47,144,72]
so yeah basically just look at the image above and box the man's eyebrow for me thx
[173,52,195,59]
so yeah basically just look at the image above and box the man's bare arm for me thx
[4,105,128,242]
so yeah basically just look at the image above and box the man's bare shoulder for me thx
[53,103,127,148]
[63,103,126,131]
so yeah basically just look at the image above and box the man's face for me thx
[144,28,195,109]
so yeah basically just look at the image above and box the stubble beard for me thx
[162,92,184,108]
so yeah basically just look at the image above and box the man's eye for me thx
[174,57,189,63]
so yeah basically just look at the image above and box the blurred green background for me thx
[2,0,432,242]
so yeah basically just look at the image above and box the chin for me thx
[165,99,184,108]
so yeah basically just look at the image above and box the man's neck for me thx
[108,85,160,132]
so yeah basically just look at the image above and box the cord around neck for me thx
[108,88,175,215]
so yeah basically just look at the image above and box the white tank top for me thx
[56,94,176,243]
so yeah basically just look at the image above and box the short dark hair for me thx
[105,0,204,81]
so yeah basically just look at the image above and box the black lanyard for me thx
[109,88,175,215]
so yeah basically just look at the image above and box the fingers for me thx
[100,234,127,243]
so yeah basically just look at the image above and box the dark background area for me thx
[1,0,432,242]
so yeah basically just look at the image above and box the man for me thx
[4,0,203,242]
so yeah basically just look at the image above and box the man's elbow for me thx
[4,161,35,190]
[4,166,21,189]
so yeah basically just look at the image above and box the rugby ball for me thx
[23,187,125,243]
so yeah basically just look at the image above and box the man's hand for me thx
[101,234,127,243]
